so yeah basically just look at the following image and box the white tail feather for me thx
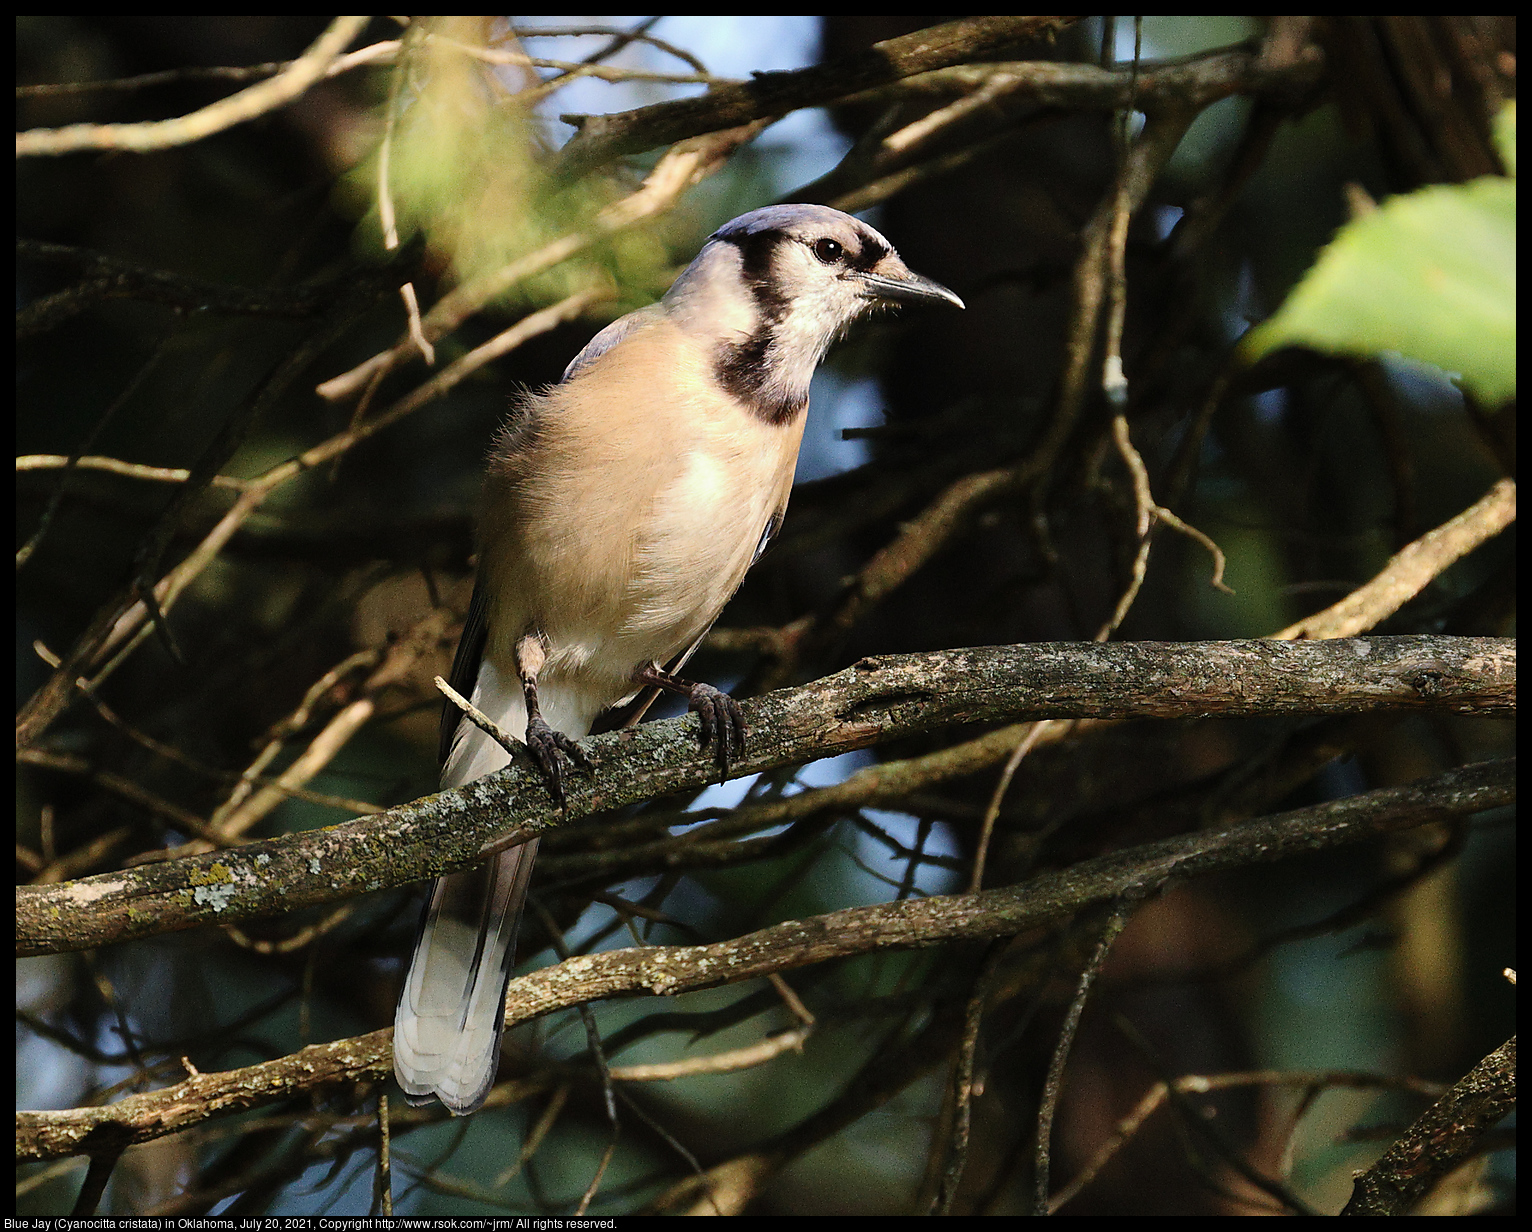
[393,665,592,1115]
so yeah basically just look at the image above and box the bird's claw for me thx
[525,715,592,809]
[688,683,747,774]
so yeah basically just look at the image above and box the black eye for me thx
[812,238,844,265]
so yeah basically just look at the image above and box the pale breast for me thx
[478,316,806,698]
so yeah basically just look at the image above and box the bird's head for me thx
[665,204,963,423]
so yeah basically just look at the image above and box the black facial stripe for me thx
[714,329,805,426]
[846,237,888,273]
[717,230,792,324]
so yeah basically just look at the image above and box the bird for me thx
[393,202,963,1115]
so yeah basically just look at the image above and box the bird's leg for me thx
[515,632,592,808]
[634,663,748,773]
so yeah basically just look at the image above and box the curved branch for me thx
[16,636,1514,958]
[16,757,1512,1163]
[16,17,371,157]
[554,17,1082,175]
[1341,1036,1516,1215]
[1275,479,1516,640]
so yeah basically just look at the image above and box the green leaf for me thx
[1244,105,1516,406]
[1494,99,1516,177]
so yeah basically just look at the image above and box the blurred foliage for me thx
[339,18,672,312]
[1247,103,1516,406]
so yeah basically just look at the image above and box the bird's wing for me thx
[560,304,666,384]
[438,575,491,766]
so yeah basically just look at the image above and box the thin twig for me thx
[223,903,355,956]
[969,720,1067,893]
[1050,1067,1445,1213]
[767,973,817,1026]
[493,1085,569,1187]
[1274,478,1516,640]
[434,675,523,761]
[882,72,1018,157]
[604,1025,814,1082]
[17,17,372,156]
[398,283,433,364]
[933,943,1008,1213]
[533,896,621,1214]
[374,30,411,254]
[373,1092,392,1216]
[1155,505,1234,593]
[17,454,253,489]
[1033,903,1136,1215]
[510,23,709,74]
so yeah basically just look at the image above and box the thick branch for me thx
[554,17,1080,174]
[842,46,1323,115]
[1341,1036,1516,1215]
[15,636,1513,957]
[15,758,1512,1162]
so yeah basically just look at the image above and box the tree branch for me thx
[1341,1035,1516,1215]
[554,17,1082,175]
[16,240,338,337]
[16,17,371,157]
[16,757,1512,1163]
[1274,478,1516,640]
[16,635,1513,958]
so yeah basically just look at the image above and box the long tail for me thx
[393,838,537,1113]
[393,665,576,1115]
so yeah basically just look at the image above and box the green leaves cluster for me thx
[1246,103,1516,406]
[344,20,673,311]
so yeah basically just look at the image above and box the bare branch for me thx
[16,455,252,490]
[554,17,1083,175]
[1275,479,1516,640]
[17,17,372,157]
[1342,1036,1516,1215]
[16,239,338,337]
[16,636,1514,958]
[16,757,1511,1163]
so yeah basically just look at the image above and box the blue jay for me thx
[393,203,963,1114]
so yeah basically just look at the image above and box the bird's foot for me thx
[525,715,593,809]
[685,682,748,774]
[633,664,748,775]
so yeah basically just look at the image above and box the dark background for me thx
[16,16,1516,1216]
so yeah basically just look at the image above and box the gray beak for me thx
[861,269,965,310]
